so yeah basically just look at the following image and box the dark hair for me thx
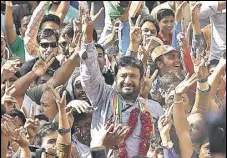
[40,14,61,28]
[106,40,119,62]
[60,21,74,39]
[71,112,92,134]
[7,108,26,126]
[208,59,219,69]
[37,28,59,44]
[34,122,58,146]
[34,114,49,122]
[1,106,5,118]
[139,15,160,33]
[94,43,105,55]
[157,9,175,22]
[114,56,144,79]
[93,28,98,42]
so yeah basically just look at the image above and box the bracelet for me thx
[197,84,211,93]
[198,77,208,83]
[174,99,183,104]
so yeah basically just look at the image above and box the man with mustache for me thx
[79,15,164,157]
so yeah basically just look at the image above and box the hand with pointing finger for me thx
[129,15,142,44]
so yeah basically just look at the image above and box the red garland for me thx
[114,108,153,158]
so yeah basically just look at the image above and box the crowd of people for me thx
[1,1,226,158]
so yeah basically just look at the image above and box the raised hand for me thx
[99,124,130,149]
[1,82,18,112]
[129,15,142,44]
[140,67,158,99]
[48,85,66,109]
[175,73,198,95]
[82,15,94,43]
[194,59,209,80]
[67,100,93,114]
[143,36,163,59]
[7,125,30,148]
[1,59,21,81]
[158,115,173,136]
[175,1,187,21]
[5,1,13,7]
[32,54,55,77]
[22,105,40,138]
[103,20,120,45]
[177,21,192,50]
[90,2,104,23]
[190,2,202,24]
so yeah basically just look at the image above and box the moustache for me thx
[121,83,135,87]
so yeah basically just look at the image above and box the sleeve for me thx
[118,21,130,56]
[163,148,178,158]
[8,35,25,59]
[20,60,34,76]
[26,84,44,105]
[79,42,112,108]
[183,47,194,76]
[24,1,50,55]
[199,1,220,19]
[171,21,181,48]
[191,34,205,59]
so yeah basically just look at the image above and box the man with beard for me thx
[79,16,164,157]
[150,45,183,104]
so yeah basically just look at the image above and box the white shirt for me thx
[200,1,226,61]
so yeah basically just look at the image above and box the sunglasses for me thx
[39,42,58,48]
[59,41,68,47]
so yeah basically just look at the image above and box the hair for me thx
[160,71,186,92]
[157,9,175,22]
[139,15,160,33]
[40,14,61,28]
[34,114,49,122]
[7,108,26,126]
[93,28,98,42]
[37,28,59,44]
[71,112,92,134]
[106,39,119,62]
[34,122,58,146]
[94,43,105,55]
[60,21,74,39]
[208,59,219,69]
[114,56,144,79]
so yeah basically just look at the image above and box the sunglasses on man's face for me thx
[59,41,68,47]
[39,42,58,48]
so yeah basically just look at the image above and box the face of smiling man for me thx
[116,66,141,101]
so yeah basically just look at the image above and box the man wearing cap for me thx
[150,45,182,104]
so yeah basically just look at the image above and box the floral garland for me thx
[114,107,153,158]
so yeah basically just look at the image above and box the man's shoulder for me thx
[146,99,164,116]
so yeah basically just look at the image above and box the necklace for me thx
[112,96,153,158]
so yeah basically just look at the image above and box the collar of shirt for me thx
[157,32,172,45]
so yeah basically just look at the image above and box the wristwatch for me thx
[58,128,71,135]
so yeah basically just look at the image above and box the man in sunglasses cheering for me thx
[20,29,61,77]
